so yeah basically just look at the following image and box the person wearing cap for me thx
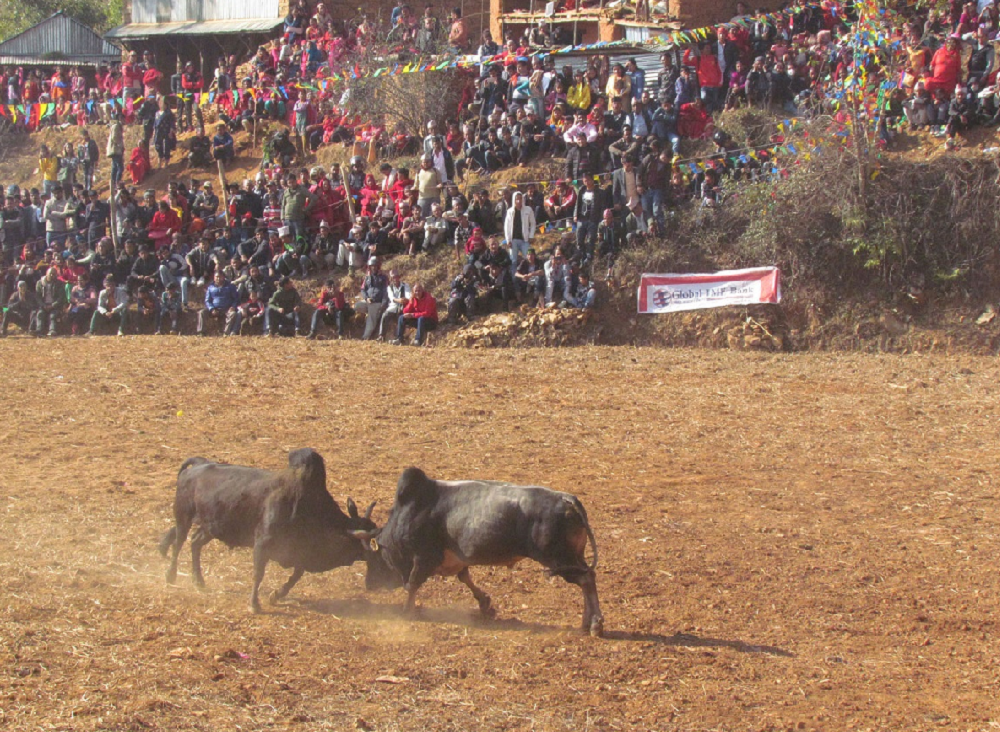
[266,275,302,337]
[354,256,389,340]
[516,107,552,166]
[609,124,641,170]
[273,227,312,280]
[193,182,219,224]
[544,180,576,223]
[313,219,339,269]
[378,268,412,340]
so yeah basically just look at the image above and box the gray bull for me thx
[352,467,604,636]
[158,448,375,612]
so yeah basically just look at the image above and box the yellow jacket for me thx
[39,156,59,182]
[567,83,591,111]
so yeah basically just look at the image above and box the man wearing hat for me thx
[354,256,389,340]
[516,107,552,166]
[193,181,219,224]
[313,219,338,269]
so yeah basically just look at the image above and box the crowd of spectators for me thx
[3,0,986,339]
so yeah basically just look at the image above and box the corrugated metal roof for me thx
[130,0,280,25]
[0,12,120,63]
[106,18,283,39]
[0,55,120,66]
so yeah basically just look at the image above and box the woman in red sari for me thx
[147,200,181,251]
[924,35,963,95]
[678,98,714,139]
[127,141,151,185]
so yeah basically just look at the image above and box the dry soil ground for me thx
[1,339,998,731]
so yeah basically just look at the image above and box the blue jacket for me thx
[204,282,239,310]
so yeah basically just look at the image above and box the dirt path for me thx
[0,339,997,731]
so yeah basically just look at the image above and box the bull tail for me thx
[158,526,177,558]
[565,496,598,572]
[178,456,211,477]
[583,518,599,572]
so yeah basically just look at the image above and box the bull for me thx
[351,467,604,637]
[158,448,376,613]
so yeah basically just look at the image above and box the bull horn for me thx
[363,500,376,520]
[346,498,359,519]
[348,529,377,541]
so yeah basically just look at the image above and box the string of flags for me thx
[309,2,829,86]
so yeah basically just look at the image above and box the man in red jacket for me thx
[392,282,437,346]
[180,61,204,132]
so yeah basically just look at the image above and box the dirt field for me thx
[1,339,998,731]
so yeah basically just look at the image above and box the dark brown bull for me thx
[351,467,604,636]
[158,448,375,612]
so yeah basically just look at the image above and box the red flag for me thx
[27,104,41,131]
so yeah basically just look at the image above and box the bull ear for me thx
[346,497,359,519]
[363,500,376,520]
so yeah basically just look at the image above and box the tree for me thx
[0,0,123,43]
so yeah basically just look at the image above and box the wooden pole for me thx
[108,171,119,252]
[217,160,230,228]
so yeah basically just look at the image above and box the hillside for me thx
[6,112,1000,354]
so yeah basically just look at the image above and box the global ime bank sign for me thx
[637,267,781,314]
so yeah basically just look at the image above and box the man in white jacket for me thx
[503,191,535,278]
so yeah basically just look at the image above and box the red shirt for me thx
[403,291,437,321]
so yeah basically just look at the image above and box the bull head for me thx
[348,529,379,551]
[347,529,403,591]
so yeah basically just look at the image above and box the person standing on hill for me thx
[180,61,204,132]
[107,113,125,187]
[504,192,535,278]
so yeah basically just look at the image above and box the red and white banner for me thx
[637,267,781,314]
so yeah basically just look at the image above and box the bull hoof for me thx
[590,617,605,638]
[250,600,264,614]
[268,590,283,605]
[165,568,177,584]
[193,577,206,591]
[479,599,496,619]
